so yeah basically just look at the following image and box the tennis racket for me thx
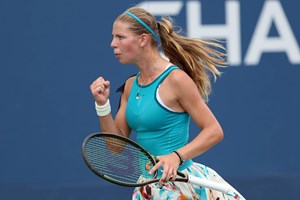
[82,132,245,199]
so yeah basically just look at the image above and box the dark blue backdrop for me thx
[1,0,300,199]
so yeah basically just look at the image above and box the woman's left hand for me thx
[148,152,181,184]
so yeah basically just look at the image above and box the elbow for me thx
[214,126,224,143]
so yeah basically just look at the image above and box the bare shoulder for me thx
[167,68,195,88]
[124,76,135,89]
[166,68,201,101]
[123,75,136,98]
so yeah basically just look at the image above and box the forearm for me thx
[94,99,122,135]
[92,77,132,138]
[99,114,121,134]
[177,127,224,161]
[98,106,131,138]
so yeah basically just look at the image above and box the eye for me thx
[112,34,125,42]
[118,35,125,40]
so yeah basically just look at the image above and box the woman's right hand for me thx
[90,77,110,105]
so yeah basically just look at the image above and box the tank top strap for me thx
[156,65,180,85]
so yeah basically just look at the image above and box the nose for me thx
[111,37,117,49]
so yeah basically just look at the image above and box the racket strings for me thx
[85,136,155,183]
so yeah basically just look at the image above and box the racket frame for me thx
[82,132,245,199]
[82,132,158,187]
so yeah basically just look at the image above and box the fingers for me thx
[91,77,109,91]
[90,77,110,100]
[103,80,110,87]
[149,155,179,184]
[171,169,177,181]
[160,168,177,184]
[93,85,105,93]
[160,168,171,184]
[148,159,162,175]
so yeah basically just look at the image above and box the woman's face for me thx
[111,21,141,64]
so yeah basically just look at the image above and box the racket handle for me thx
[187,174,230,193]
[187,175,246,199]
[177,171,230,193]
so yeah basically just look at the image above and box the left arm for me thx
[175,71,224,161]
[149,70,223,182]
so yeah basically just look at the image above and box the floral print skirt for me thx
[132,163,245,200]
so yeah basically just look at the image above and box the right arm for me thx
[90,76,134,138]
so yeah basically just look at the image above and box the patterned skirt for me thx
[132,163,245,200]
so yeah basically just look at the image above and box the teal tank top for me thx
[126,66,193,175]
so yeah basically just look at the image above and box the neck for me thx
[139,68,156,87]
[137,54,168,79]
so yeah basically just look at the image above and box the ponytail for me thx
[158,17,226,101]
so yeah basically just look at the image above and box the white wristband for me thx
[95,100,111,117]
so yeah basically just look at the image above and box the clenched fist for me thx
[90,77,110,105]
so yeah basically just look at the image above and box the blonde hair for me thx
[117,7,159,46]
[117,7,226,101]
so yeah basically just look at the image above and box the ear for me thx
[139,33,150,47]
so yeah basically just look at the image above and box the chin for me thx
[118,59,130,64]
[118,60,126,64]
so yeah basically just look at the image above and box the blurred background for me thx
[1,0,299,199]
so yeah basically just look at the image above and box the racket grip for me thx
[188,175,246,199]
[187,175,230,194]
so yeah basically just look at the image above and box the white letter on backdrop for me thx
[245,1,300,65]
[187,1,241,66]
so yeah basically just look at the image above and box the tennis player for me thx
[90,6,244,200]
